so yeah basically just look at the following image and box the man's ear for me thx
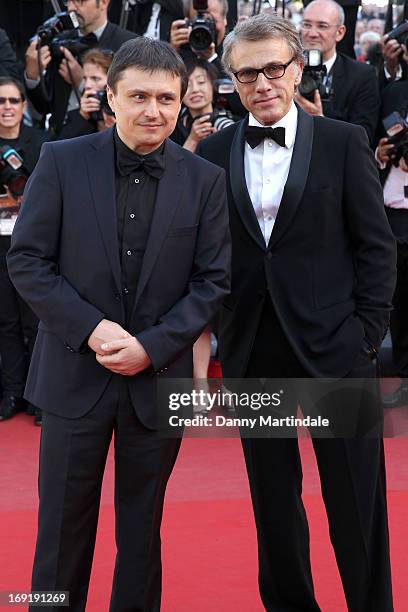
[106,86,115,114]
[336,24,346,43]
[294,61,304,87]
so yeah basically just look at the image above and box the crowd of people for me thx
[0,0,407,419]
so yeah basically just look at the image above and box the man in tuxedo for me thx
[24,0,136,134]
[198,13,395,612]
[296,0,380,146]
[8,36,230,611]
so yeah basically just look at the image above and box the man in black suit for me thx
[297,0,380,146]
[24,0,136,134]
[198,13,395,612]
[376,79,408,407]
[8,37,230,611]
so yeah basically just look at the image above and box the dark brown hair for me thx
[0,77,25,101]
[107,37,188,99]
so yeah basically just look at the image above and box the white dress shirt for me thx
[144,4,161,40]
[244,102,298,245]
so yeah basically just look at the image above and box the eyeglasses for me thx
[301,21,340,32]
[231,58,294,84]
[0,97,23,105]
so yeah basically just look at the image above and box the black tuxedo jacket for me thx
[324,53,380,146]
[377,80,408,186]
[27,22,136,133]
[7,128,230,427]
[197,108,396,378]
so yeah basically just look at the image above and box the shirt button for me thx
[265,178,271,184]
[130,213,135,219]
[126,250,132,256]
[134,178,140,184]
[267,215,273,221]
[123,287,129,294]
[268,142,273,147]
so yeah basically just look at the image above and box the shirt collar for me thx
[324,52,337,76]
[248,102,298,149]
[81,21,107,40]
[114,127,165,175]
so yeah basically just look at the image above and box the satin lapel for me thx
[133,139,183,308]
[268,107,314,249]
[229,117,266,250]
[85,128,121,293]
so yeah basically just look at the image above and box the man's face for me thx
[229,38,302,126]
[367,19,384,36]
[107,66,182,154]
[83,62,108,92]
[301,1,346,60]
[0,84,26,131]
[66,0,108,32]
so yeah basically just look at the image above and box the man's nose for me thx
[255,72,271,91]
[145,98,159,117]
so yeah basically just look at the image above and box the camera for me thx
[212,79,235,130]
[36,11,89,61]
[0,147,29,199]
[188,0,217,53]
[386,20,408,47]
[298,49,332,102]
[383,112,408,166]
[89,89,115,122]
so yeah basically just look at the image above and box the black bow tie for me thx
[117,154,165,180]
[245,125,286,149]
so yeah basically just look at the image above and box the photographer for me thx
[24,0,135,135]
[172,57,234,151]
[109,0,185,42]
[0,77,48,424]
[59,48,114,139]
[376,79,408,407]
[296,0,380,146]
[170,0,227,72]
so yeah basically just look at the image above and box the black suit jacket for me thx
[324,53,380,146]
[377,80,408,186]
[7,128,230,427]
[0,27,19,79]
[27,22,136,133]
[197,108,396,378]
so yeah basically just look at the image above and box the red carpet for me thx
[0,414,407,611]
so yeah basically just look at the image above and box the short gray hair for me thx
[222,13,304,74]
[304,0,345,26]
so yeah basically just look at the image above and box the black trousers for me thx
[390,241,408,378]
[386,208,408,378]
[0,255,38,397]
[242,297,393,612]
[30,376,181,612]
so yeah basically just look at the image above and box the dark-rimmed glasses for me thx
[0,97,23,105]
[231,58,294,84]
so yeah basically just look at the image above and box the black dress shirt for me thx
[113,129,165,322]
